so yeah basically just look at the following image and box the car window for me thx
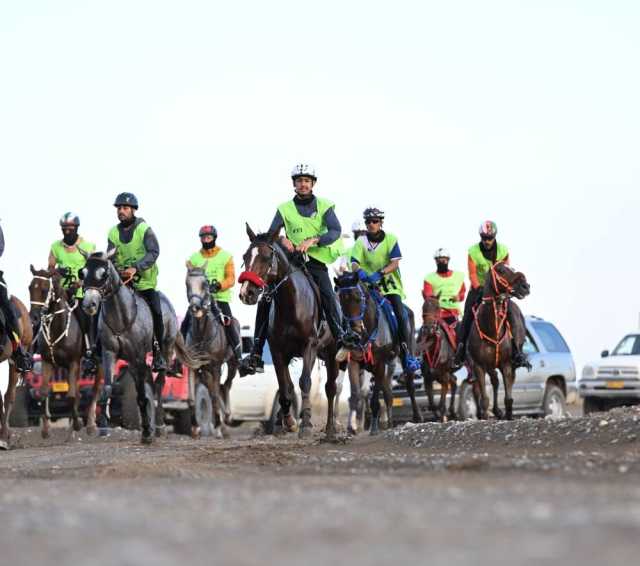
[531,322,570,353]
[522,333,539,354]
[612,335,640,356]
[262,343,273,365]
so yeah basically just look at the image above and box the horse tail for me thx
[173,332,209,370]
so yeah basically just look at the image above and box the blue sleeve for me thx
[389,242,401,260]
[317,207,342,246]
[268,210,285,236]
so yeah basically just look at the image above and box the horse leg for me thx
[438,373,448,423]
[472,365,489,420]
[40,361,53,439]
[424,368,437,416]
[136,363,153,444]
[86,363,104,436]
[501,364,515,420]
[298,345,317,438]
[334,365,345,424]
[404,370,423,424]
[369,377,381,436]
[448,375,458,420]
[96,350,116,435]
[212,365,230,439]
[221,361,236,426]
[153,369,166,437]
[347,360,361,435]
[189,368,201,439]
[323,357,339,440]
[0,363,19,449]
[489,369,503,419]
[0,365,6,448]
[272,352,297,433]
[67,359,82,436]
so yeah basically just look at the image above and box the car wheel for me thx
[173,408,192,435]
[542,384,566,418]
[458,381,478,420]
[583,396,603,415]
[9,385,29,428]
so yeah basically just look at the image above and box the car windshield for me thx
[531,322,570,353]
[612,335,640,356]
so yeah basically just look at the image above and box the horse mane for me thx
[335,271,359,287]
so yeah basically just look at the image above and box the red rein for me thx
[238,271,267,289]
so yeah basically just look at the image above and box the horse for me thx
[466,262,530,420]
[27,266,102,437]
[0,295,33,450]
[238,226,340,439]
[81,250,203,444]
[416,296,458,422]
[184,265,239,438]
[334,271,422,435]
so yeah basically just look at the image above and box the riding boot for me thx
[0,284,32,372]
[239,300,269,377]
[75,305,97,376]
[511,341,532,371]
[150,305,167,372]
[11,338,33,373]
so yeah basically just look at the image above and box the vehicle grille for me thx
[597,367,639,380]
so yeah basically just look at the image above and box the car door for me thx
[514,331,544,407]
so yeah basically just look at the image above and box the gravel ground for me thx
[1,406,639,566]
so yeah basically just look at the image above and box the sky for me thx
[1,1,639,373]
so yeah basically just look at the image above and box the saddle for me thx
[438,319,458,350]
[370,288,409,345]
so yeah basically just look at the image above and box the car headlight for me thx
[581,365,595,379]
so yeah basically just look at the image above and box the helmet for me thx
[113,192,139,209]
[433,248,450,259]
[59,212,80,227]
[291,163,317,180]
[363,207,385,221]
[351,219,366,233]
[479,220,498,238]
[199,225,217,238]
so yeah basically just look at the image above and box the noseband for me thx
[337,283,367,323]
[239,242,292,302]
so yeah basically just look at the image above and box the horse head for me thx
[334,271,368,336]
[490,262,530,300]
[81,250,118,316]
[238,223,288,305]
[421,295,441,337]
[28,265,59,328]
[185,265,211,318]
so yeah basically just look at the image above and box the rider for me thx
[48,212,97,369]
[454,220,529,368]
[106,192,167,371]
[334,219,367,276]
[239,163,345,375]
[183,225,242,361]
[0,221,32,372]
[348,207,420,373]
[422,248,466,327]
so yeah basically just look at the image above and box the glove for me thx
[356,269,368,282]
[367,271,383,284]
[210,279,222,293]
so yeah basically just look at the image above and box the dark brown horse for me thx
[335,271,422,435]
[416,296,458,422]
[28,267,102,437]
[467,262,530,420]
[0,296,33,449]
[238,227,340,439]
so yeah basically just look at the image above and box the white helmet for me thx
[351,219,366,233]
[291,163,317,180]
[433,248,450,259]
[59,212,80,226]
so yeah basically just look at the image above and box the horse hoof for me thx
[493,409,504,420]
[86,425,96,436]
[155,425,165,438]
[369,428,379,436]
[191,426,201,440]
[347,426,357,436]
[0,439,9,451]
[413,415,424,424]
[440,415,448,423]
[284,415,298,433]
[298,426,313,439]
[73,421,82,432]
[141,434,153,445]
[41,430,50,440]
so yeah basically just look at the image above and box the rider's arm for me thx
[267,211,285,236]
[468,255,480,289]
[47,249,57,271]
[458,280,466,302]
[503,253,510,265]
[422,280,434,300]
[380,241,401,274]
[220,257,235,291]
[135,227,160,272]
[317,207,341,246]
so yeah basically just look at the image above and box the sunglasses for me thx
[480,235,495,241]
[365,219,381,225]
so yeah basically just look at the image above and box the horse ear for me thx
[78,247,89,259]
[30,264,36,275]
[106,247,117,260]
[268,227,281,243]
[246,223,256,242]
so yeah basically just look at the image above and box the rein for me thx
[238,242,299,303]
[337,281,380,364]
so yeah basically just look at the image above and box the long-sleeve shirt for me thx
[106,217,160,272]
[267,196,341,246]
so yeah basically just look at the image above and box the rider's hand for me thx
[296,238,318,254]
[210,279,222,293]
[367,270,383,284]
[280,238,295,253]
[122,267,137,280]
[356,269,368,282]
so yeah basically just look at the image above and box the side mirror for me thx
[601,350,609,358]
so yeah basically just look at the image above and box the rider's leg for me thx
[507,301,531,369]
[454,287,482,366]
[306,259,344,345]
[139,289,167,371]
[216,301,242,361]
[239,299,270,376]
[74,302,97,374]
[386,293,420,372]
[0,273,31,372]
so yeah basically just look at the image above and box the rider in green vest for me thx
[239,163,346,376]
[0,220,32,372]
[348,207,420,373]
[48,212,97,371]
[454,220,530,369]
[422,247,466,327]
[107,192,167,371]
[182,224,242,361]
[333,219,366,276]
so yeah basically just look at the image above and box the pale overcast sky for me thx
[1,1,639,371]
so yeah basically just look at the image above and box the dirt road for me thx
[1,407,639,566]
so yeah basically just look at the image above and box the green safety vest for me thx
[424,271,465,313]
[50,239,96,298]
[188,248,233,303]
[108,222,158,291]
[351,232,405,299]
[468,242,509,288]
[277,198,344,265]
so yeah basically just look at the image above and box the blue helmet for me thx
[113,192,139,209]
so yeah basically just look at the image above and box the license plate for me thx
[392,398,404,407]
[606,381,625,389]
[51,382,69,393]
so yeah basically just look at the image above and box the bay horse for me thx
[0,295,33,450]
[27,267,102,437]
[238,226,340,439]
[335,271,422,435]
[416,296,458,422]
[184,266,239,438]
[81,251,203,444]
[467,262,530,420]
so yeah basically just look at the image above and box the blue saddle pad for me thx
[370,289,409,341]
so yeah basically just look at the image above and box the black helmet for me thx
[363,206,385,221]
[113,192,139,209]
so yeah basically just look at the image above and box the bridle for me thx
[239,241,295,303]
[336,278,380,358]
[83,262,121,301]
[186,271,212,313]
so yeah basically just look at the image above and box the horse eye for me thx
[80,268,88,280]
[95,267,105,279]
